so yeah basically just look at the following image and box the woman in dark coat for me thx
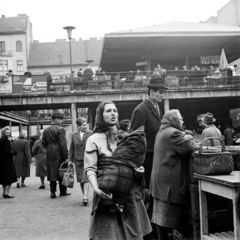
[150,109,193,240]
[13,130,31,188]
[69,117,92,205]
[0,126,18,198]
[32,129,47,189]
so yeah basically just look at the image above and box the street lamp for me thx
[63,26,76,91]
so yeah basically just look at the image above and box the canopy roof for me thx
[100,22,240,71]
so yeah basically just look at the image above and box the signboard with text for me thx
[200,55,220,65]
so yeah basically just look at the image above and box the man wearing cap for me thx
[42,111,70,199]
[201,112,222,146]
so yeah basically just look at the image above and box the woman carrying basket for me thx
[84,101,151,240]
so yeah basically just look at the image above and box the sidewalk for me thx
[0,163,92,240]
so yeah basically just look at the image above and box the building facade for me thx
[0,14,33,75]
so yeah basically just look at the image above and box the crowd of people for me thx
[0,74,238,240]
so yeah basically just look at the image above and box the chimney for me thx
[18,14,27,17]
[33,40,39,43]
[2,15,5,18]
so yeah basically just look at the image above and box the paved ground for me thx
[0,163,93,240]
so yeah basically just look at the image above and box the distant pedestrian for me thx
[83,66,94,90]
[42,111,70,199]
[201,112,222,146]
[32,129,47,189]
[0,126,18,198]
[69,117,92,205]
[13,130,31,188]
[224,124,233,145]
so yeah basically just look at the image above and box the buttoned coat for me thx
[131,99,162,152]
[42,122,68,181]
[14,137,31,177]
[69,130,93,162]
[150,126,193,204]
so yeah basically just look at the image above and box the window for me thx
[4,60,8,71]
[17,60,23,72]
[0,60,2,71]
[0,42,5,52]
[16,41,22,52]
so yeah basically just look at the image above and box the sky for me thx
[1,0,231,42]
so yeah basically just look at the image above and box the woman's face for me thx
[103,104,118,125]
[77,121,87,132]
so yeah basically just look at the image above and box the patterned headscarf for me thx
[160,109,182,131]
[93,101,119,152]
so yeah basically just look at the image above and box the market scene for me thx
[1,0,240,240]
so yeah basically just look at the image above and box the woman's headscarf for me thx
[160,109,182,131]
[93,101,119,152]
[1,126,10,137]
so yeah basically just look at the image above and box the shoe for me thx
[50,193,56,199]
[17,183,20,188]
[59,191,71,197]
[3,194,14,198]
[39,186,45,189]
[21,184,26,187]
[82,198,88,206]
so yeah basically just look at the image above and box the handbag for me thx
[61,164,74,188]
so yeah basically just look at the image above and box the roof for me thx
[28,38,103,67]
[101,22,240,71]
[0,15,28,34]
[107,22,240,37]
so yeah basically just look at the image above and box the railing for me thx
[2,69,240,95]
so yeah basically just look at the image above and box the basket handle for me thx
[59,161,68,170]
[199,137,226,154]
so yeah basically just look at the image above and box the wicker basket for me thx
[59,162,74,179]
[193,137,234,175]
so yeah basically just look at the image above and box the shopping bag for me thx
[62,169,74,188]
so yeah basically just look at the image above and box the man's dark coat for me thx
[42,122,68,181]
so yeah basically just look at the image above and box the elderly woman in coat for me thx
[69,117,92,205]
[32,129,47,189]
[150,109,193,240]
[14,130,31,188]
[0,126,18,198]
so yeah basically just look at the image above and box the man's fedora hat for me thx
[201,112,216,124]
[147,76,168,89]
[51,112,64,119]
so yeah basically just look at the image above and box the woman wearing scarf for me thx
[0,126,18,198]
[84,101,150,240]
[150,109,193,240]
[13,130,31,188]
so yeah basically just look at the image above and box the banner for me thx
[0,75,13,93]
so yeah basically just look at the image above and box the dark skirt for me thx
[0,158,17,185]
[74,160,88,183]
[89,190,142,240]
[152,198,183,229]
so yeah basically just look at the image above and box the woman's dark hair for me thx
[119,119,130,131]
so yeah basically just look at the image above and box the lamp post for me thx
[63,26,76,91]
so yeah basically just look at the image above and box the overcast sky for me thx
[1,0,230,42]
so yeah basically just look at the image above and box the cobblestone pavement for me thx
[0,163,93,240]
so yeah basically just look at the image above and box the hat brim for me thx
[201,117,216,124]
[147,84,168,89]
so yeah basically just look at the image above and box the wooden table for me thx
[194,171,240,240]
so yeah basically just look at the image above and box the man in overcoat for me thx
[42,112,69,199]
[131,75,168,189]
[131,76,168,240]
